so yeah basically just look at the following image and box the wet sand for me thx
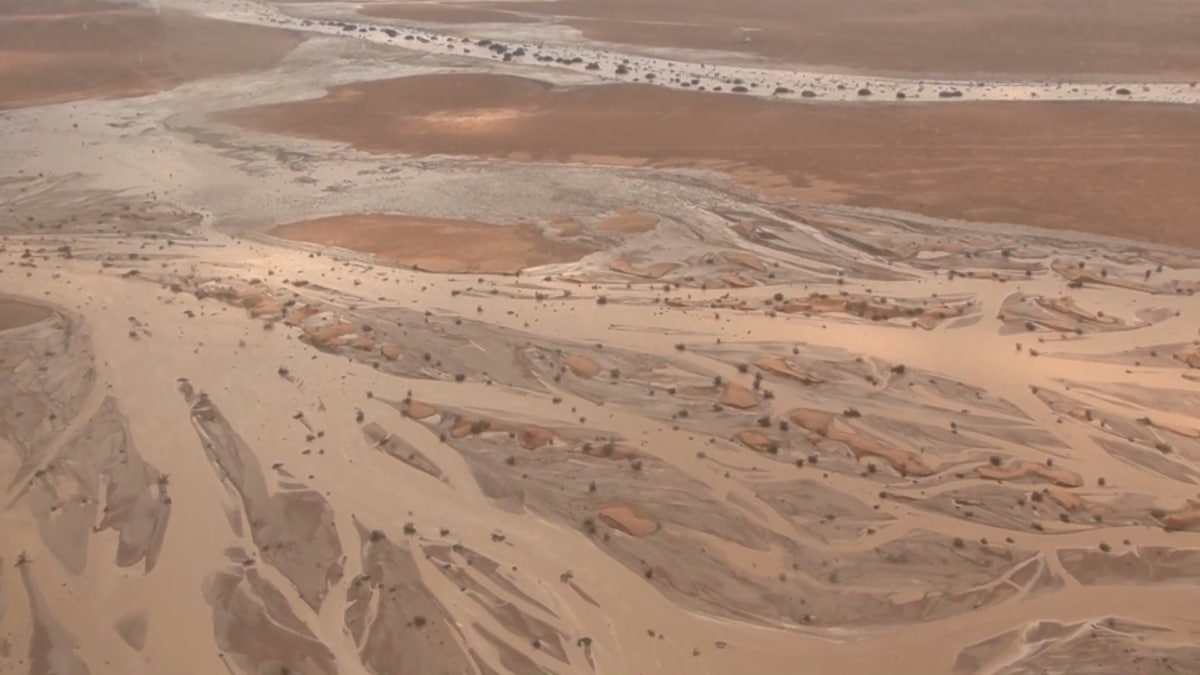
[3,0,1200,673]
[362,0,1200,78]
[222,74,1200,248]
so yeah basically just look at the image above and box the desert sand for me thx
[0,0,303,110]
[360,0,1200,78]
[221,74,1200,247]
[2,0,1200,674]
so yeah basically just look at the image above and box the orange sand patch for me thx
[735,429,777,452]
[915,304,966,330]
[826,425,934,477]
[450,415,558,449]
[564,355,600,378]
[226,289,283,320]
[598,505,659,537]
[755,357,825,385]
[1161,501,1200,532]
[788,408,834,435]
[305,321,355,349]
[284,303,325,327]
[976,461,1084,488]
[597,208,658,234]
[609,259,679,280]
[269,213,593,274]
[221,74,1200,248]
[380,343,403,360]
[196,283,284,320]
[1044,488,1085,513]
[402,399,439,420]
[720,383,758,409]
[1176,345,1200,367]
[0,0,302,110]
[722,274,756,288]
